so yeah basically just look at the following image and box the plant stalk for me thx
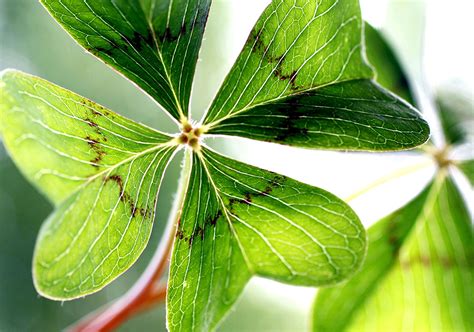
[346,160,433,202]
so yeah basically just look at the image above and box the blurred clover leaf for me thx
[312,25,473,332]
[364,23,415,106]
[0,0,430,331]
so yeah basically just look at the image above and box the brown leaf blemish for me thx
[85,118,98,128]
[207,210,222,227]
[104,174,150,219]
[270,174,287,187]
[274,68,298,90]
[243,192,252,205]
[176,229,185,240]
[86,135,106,167]
[105,174,124,195]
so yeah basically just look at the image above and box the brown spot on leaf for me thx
[388,234,400,255]
[80,98,108,117]
[92,110,102,117]
[207,210,222,227]
[85,118,98,128]
[122,30,155,51]
[227,198,241,214]
[250,27,265,53]
[197,226,204,240]
[180,24,187,35]
[86,135,106,167]
[104,174,151,219]
[274,68,298,90]
[249,27,286,64]
[176,229,185,240]
[88,39,119,56]
[187,225,206,247]
[105,174,124,195]
[86,136,99,146]
[386,219,404,257]
[440,257,454,268]
[243,192,252,205]
[263,186,273,195]
[270,174,287,187]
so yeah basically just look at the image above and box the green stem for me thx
[346,160,433,202]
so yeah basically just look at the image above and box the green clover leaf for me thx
[312,25,473,332]
[312,173,473,332]
[0,0,431,330]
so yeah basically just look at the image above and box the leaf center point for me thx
[177,121,203,151]
[427,145,454,169]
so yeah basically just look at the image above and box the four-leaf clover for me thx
[0,0,429,330]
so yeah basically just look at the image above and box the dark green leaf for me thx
[457,159,474,186]
[168,147,366,331]
[436,89,474,145]
[312,173,473,331]
[0,70,179,299]
[202,0,429,151]
[206,80,428,151]
[40,0,211,121]
[364,23,415,105]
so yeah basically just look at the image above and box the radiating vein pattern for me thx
[0,70,179,299]
[208,80,429,150]
[200,147,365,283]
[204,0,372,125]
[41,0,211,120]
[34,145,176,299]
[0,70,172,205]
[168,147,366,331]
[313,173,474,332]
[201,0,429,151]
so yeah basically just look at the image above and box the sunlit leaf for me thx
[202,0,429,151]
[167,151,250,332]
[168,147,366,331]
[0,70,179,299]
[40,0,211,121]
[312,172,474,332]
[364,23,415,105]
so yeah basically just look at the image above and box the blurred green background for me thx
[1,0,472,331]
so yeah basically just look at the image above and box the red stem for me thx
[68,219,176,332]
